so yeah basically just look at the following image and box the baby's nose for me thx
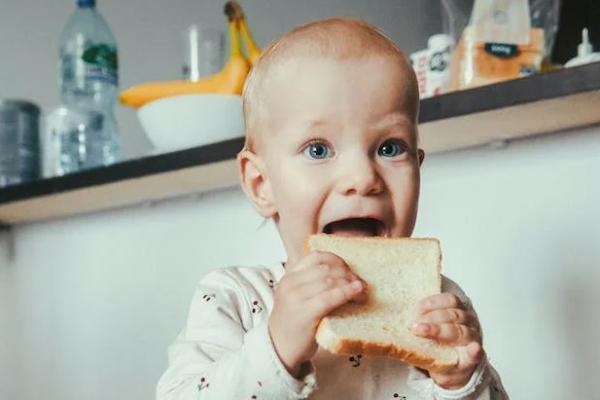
[336,157,383,196]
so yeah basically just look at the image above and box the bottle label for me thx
[82,43,118,85]
[428,45,452,73]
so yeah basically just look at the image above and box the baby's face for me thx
[258,56,422,264]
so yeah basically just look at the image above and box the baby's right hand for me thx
[268,251,367,377]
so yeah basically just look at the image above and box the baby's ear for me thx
[237,149,277,218]
[417,149,425,166]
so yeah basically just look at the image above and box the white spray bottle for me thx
[565,28,600,67]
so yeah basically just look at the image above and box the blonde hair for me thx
[242,17,417,152]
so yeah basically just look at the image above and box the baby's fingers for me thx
[306,280,365,318]
[418,309,480,332]
[412,322,480,346]
[456,341,485,370]
[417,293,463,315]
[295,276,363,301]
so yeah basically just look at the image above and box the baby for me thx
[157,18,508,399]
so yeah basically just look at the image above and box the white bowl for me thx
[137,94,244,153]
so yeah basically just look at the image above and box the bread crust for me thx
[316,319,457,373]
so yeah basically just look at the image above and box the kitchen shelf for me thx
[1,62,599,225]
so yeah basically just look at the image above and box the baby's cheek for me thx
[275,186,320,242]
[391,176,420,234]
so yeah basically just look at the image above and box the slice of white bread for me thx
[308,234,458,373]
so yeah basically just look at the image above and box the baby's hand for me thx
[269,251,367,378]
[411,293,484,389]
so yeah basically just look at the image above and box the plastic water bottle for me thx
[59,0,120,168]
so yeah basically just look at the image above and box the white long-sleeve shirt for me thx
[157,263,509,399]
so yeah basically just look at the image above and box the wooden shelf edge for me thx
[420,89,600,153]
[419,62,600,122]
[0,159,239,224]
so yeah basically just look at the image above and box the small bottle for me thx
[59,0,120,168]
[427,34,455,97]
[565,28,600,68]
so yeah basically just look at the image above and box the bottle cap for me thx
[577,28,593,57]
[77,0,96,7]
[427,34,455,50]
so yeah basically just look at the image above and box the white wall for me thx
[1,125,599,399]
[0,188,286,400]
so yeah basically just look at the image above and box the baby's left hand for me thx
[411,293,484,390]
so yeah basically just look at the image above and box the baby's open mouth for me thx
[322,218,386,238]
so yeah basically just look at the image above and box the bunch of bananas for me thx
[119,1,261,108]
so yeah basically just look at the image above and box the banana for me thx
[120,19,250,108]
[225,1,262,65]
[239,18,261,65]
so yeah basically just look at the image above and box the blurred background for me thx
[0,0,450,161]
[0,1,599,399]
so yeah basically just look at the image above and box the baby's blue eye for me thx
[304,142,331,160]
[378,140,406,158]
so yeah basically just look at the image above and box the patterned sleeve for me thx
[156,268,317,400]
[406,276,510,400]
